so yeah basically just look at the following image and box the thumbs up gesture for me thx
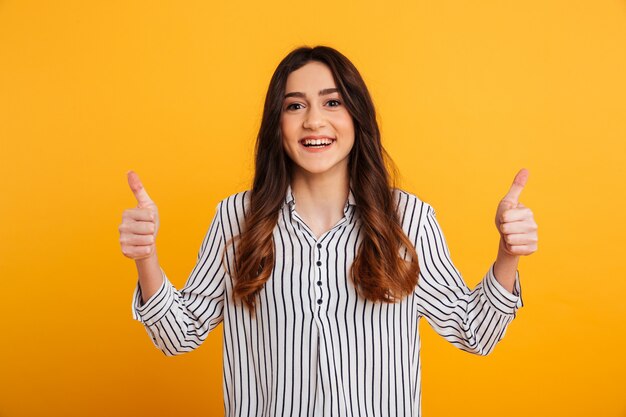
[495,169,538,257]
[119,171,160,260]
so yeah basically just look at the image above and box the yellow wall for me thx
[1,1,624,416]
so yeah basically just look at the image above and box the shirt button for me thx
[317,299,322,305]
[317,243,322,249]
[316,261,322,266]
[316,281,322,286]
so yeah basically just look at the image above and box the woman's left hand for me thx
[495,169,538,257]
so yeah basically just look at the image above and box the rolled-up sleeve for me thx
[131,203,227,356]
[414,204,523,356]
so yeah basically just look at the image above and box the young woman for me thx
[119,45,537,417]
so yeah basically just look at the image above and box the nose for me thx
[302,105,326,130]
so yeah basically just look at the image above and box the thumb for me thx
[502,168,529,206]
[127,170,154,208]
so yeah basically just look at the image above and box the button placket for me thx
[315,241,324,307]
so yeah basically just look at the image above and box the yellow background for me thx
[1,1,625,416]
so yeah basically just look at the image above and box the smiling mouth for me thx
[300,138,336,148]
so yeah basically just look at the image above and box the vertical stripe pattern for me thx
[131,186,523,417]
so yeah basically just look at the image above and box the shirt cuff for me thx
[131,268,175,326]
[482,263,524,316]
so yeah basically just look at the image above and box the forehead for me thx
[285,61,336,92]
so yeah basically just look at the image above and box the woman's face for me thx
[280,61,355,179]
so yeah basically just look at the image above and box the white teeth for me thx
[302,138,333,146]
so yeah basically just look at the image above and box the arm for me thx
[414,169,537,355]
[131,203,227,356]
[414,205,523,356]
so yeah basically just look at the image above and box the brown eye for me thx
[326,99,341,107]
[286,103,303,110]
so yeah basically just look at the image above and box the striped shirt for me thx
[131,185,523,417]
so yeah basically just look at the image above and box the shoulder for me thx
[391,188,436,240]
[212,190,251,231]
[216,189,251,212]
[391,187,434,217]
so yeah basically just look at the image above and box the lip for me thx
[299,136,336,153]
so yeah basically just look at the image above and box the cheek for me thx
[280,116,297,140]
[279,119,295,156]
[335,113,355,139]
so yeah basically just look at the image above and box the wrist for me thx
[493,239,520,293]
[136,250,159,269]
[498,237,520,260]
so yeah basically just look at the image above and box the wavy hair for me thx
[226,45,420,316]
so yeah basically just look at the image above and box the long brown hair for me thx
[227,45,419,315]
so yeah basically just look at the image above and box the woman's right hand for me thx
[119,171,160,260]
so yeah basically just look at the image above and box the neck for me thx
[290,168,350,220]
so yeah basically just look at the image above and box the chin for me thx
[294,161,346,177]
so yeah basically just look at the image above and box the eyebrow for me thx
[284,88,339,99]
